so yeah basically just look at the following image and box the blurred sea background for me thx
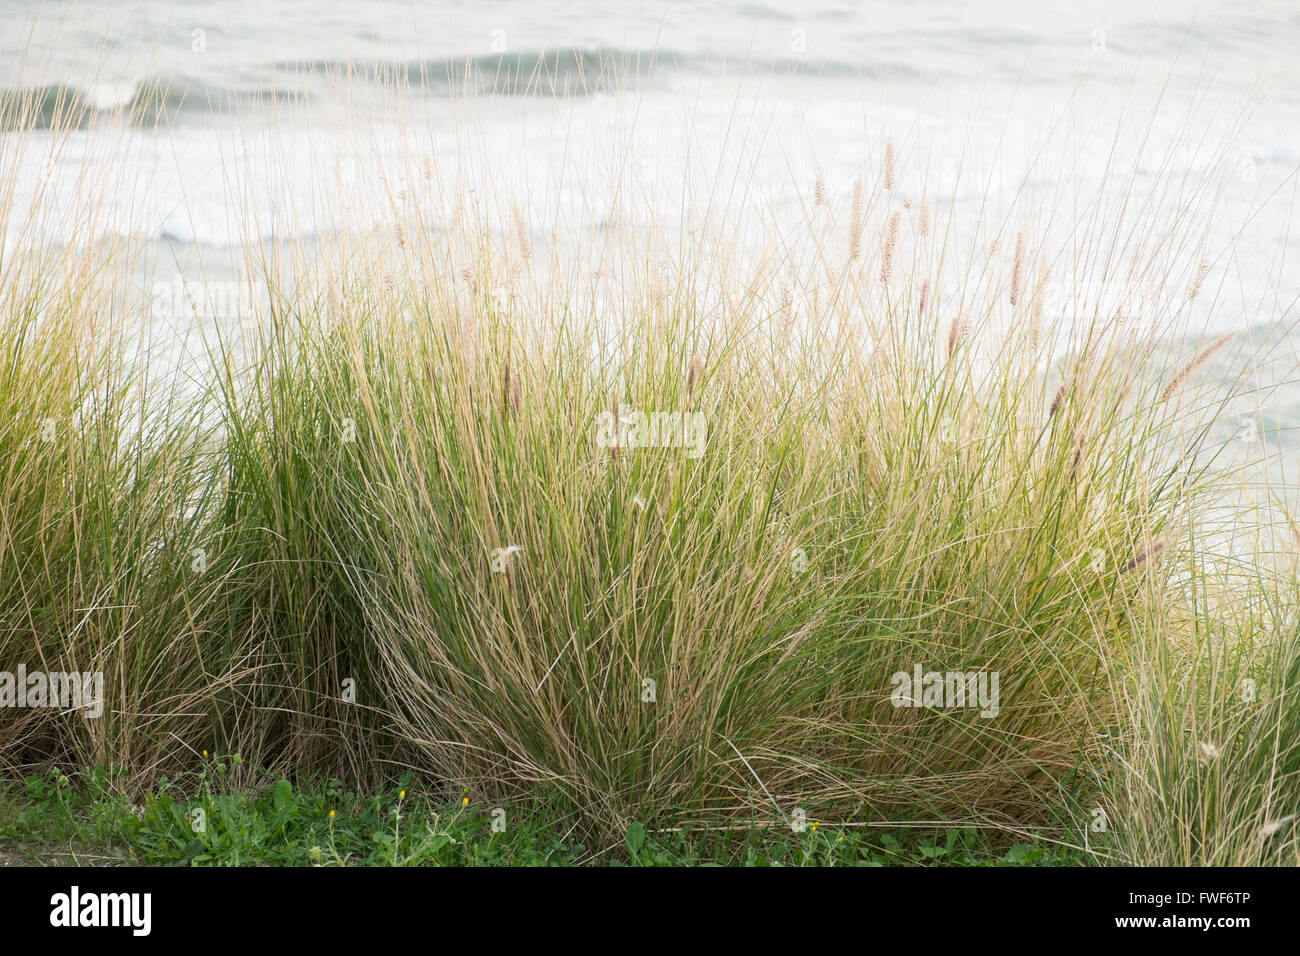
[1,0,1298,521]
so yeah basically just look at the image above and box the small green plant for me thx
[2,766,1088,866]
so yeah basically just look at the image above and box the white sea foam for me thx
[84,80,138,110]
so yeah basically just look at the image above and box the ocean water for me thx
[1,0,1298,488]
[1,2,1295,236]
[1,1,1295,260]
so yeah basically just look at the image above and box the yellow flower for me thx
[399,790,406,799]
[811,821,818,831]
[462,796,469,805]
[202,750,207,757]
[329,810,335,818]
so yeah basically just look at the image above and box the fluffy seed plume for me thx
[496,545,524,589]
[814,165,826,207]
[917,198,931,238]
[946,312,966,357]
[883,138,896,191]
[1188,259,1210,300]
[880,210,900,284]
[502,361,521,414]
[780,285,794,325]
[1070,425,1088,477]
[1260,815,1295,839]
[1030,262,1049,348]
[688,354,702,395]
[1049,380,1069,416]
[917,279,930,317]
[512,202,532,260]
[1122,541,1165,573]
[1010,232,1025,306]
[1160,332,1234,402]
[849,178,865,261]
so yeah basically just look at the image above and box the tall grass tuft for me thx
[0,60,1291,858]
